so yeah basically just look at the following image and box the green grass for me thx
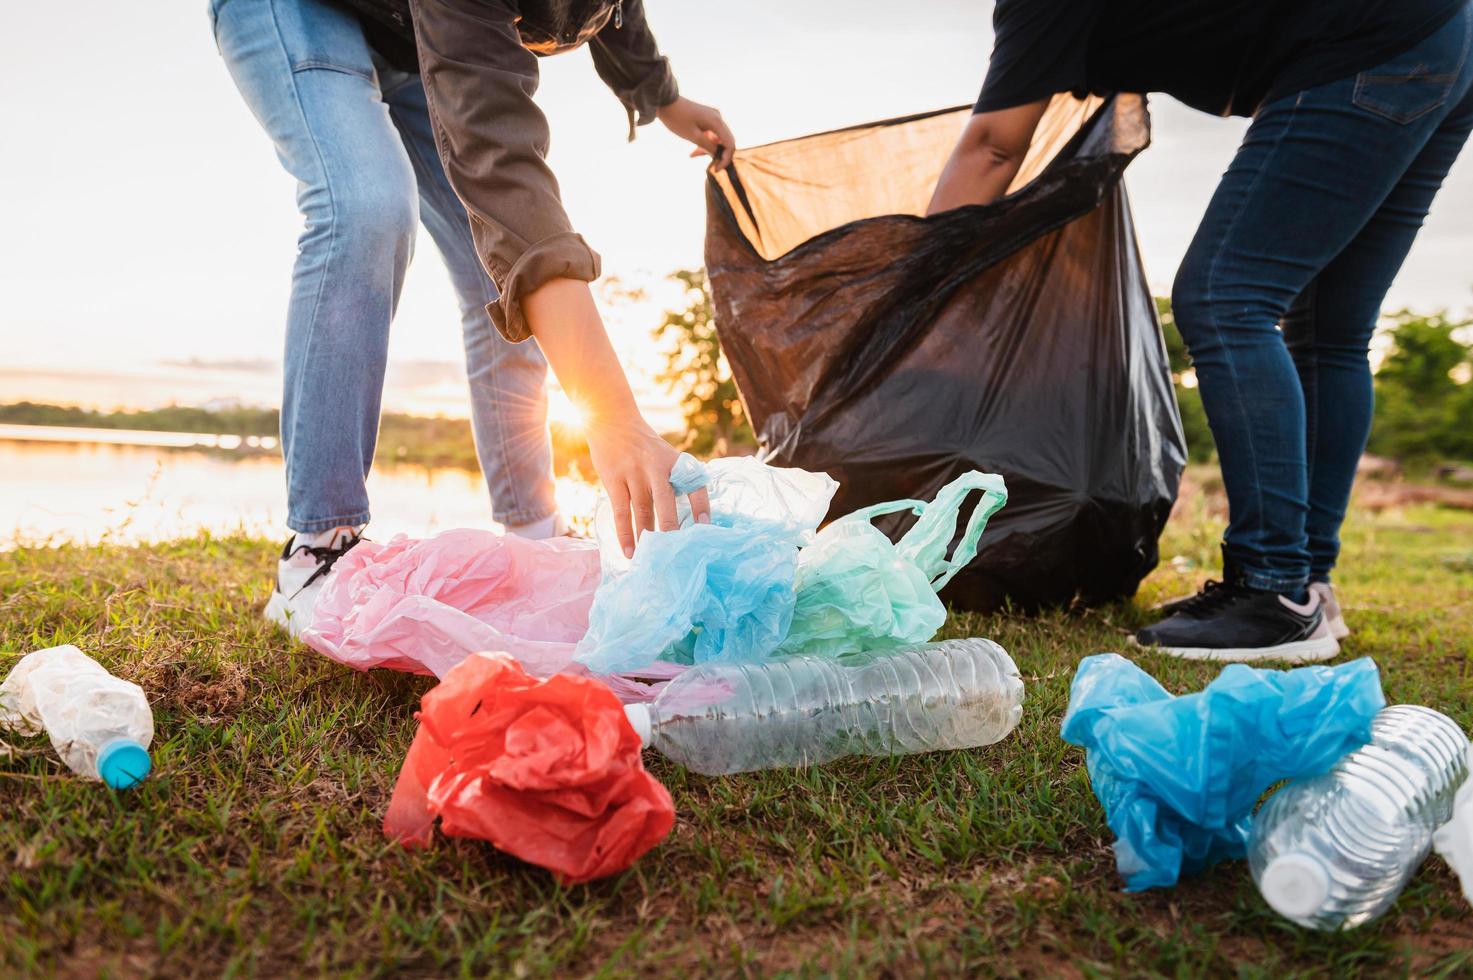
[2,476,1472,977]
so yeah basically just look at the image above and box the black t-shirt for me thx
[975,0,1466,118]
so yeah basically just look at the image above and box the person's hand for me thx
[585,411,711,558]
[656,96,735,170]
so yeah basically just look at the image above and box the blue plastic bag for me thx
[1060,653,1385,891]
[576,458,838,674]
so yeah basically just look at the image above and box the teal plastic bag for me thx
[776,472,1008,658]
[1061,653,1385,891]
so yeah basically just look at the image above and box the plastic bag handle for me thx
[835,472,1008,591]
[837,499,929,525]
[896,473,1009,591]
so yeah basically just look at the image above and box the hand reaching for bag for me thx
[585,412,711,558]
[521,277,711,561]
[657,96,735,170]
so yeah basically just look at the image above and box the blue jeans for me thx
[209,0,557,532]
[1172,3,1473,594]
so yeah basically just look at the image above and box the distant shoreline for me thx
[0,401,595,475]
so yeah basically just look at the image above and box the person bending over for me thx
[210,0,730,633]
[931,0,1473,661]
[408,0,734,555]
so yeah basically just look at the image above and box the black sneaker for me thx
[1133,581,1339,663]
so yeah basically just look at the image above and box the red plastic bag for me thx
[384,653,675,884]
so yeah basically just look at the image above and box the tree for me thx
[651,269,756,456]
[1368,310,1473,465]
[1155,297,1217,463]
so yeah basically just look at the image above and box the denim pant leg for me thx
[1286,77,1473,582]
[1171,5,1473,594]
[378,72,558,527]
[211,0,417,533]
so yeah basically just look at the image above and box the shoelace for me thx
[289,533,362,597]
[1169,579,1249,617]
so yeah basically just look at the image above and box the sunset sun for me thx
[547,388,589,432]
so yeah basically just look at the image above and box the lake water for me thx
[0,426,599,549]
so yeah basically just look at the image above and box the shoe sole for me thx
[1129,633,1341,664]
[263,591,304,638]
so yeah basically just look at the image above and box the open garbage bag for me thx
[1060,653,1385,891]
[575,458,837,674]
[384,653,674,884]
[776,471,1008,658]
[705,94,1185,610]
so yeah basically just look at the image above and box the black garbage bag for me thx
[704,94,1185,610]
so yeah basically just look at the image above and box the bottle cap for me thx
[97,738,152,790]
[1260,852,1331,921]
[624,703,653,747]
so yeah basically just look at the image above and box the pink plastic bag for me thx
[301,529,680,701]
[302,528,597,678]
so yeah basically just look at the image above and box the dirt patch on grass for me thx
[1356,480,1473,512]
[137,656,251,721]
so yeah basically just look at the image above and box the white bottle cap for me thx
[1260,852,1332,921]
[624,703,652,747]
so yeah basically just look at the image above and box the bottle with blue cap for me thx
[0,644,154,790]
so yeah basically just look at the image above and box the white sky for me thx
[2,1,1471,418]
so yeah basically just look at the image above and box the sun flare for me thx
[547,388,589,432]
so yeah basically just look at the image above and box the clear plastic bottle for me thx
[622,638,1024,775]
[0,645,154,789]
[1248,704,1469,931]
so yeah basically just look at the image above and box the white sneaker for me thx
[263,526,363,638]
[1310,581,1349,640]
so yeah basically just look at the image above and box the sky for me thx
[3,1,1471,422]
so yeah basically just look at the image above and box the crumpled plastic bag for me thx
[383,652,675,884]
[576,457,838,674]
[302,528,601,680]
[592,455,835,574]
[776,471,1008,658]
[1061,653,1385,891]
[1434,745,1473,907]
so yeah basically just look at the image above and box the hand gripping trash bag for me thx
[705,94,1185,610]
[384,653,675,884]
[776,471,1008,658]
[576,457,838,674]
[1060,654,1385,891]
[303,529,600,680]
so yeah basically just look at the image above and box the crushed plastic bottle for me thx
[0,645,154,789]
[622,638,1024,775]
[1248,704,1470,931]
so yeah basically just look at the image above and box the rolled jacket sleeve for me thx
[409,0,601,342]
